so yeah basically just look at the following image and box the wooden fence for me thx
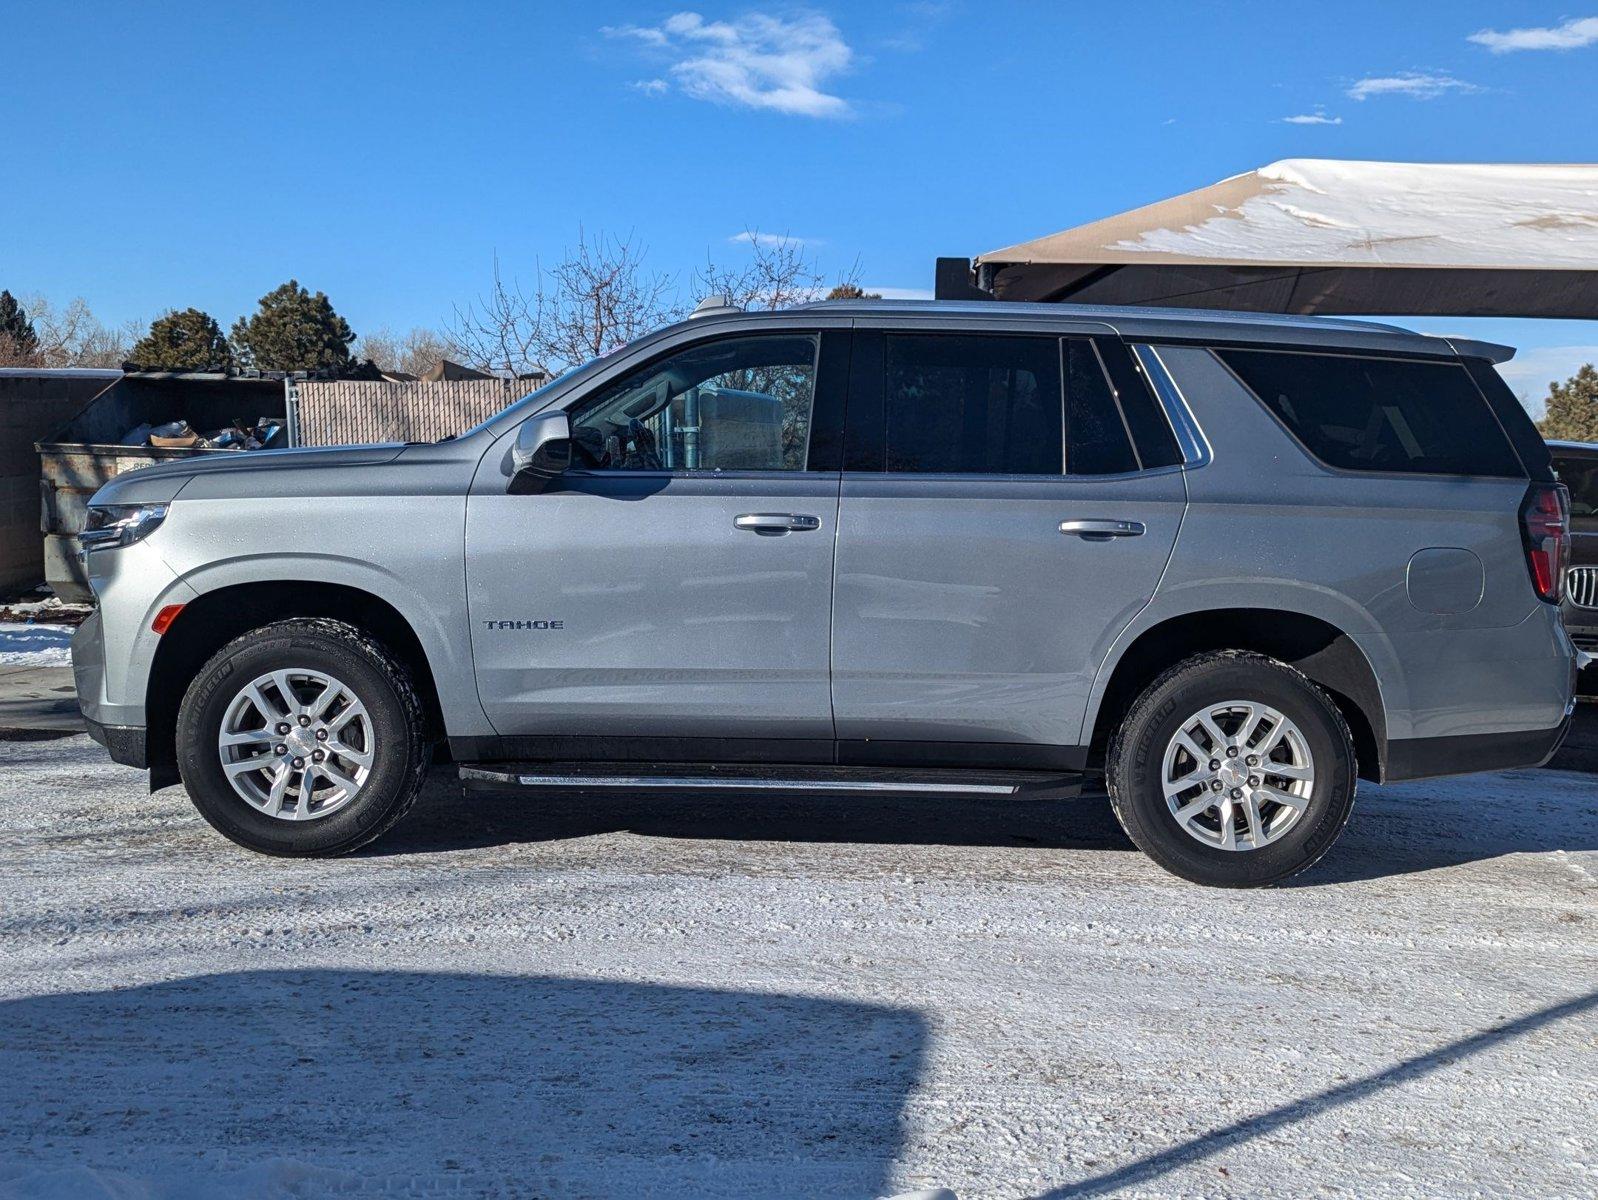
[294,379,534,446]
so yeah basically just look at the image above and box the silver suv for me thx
[71,300,1577,886]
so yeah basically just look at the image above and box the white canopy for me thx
[971,160,1598,317]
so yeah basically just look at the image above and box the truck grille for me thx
[1567,566,1598,609]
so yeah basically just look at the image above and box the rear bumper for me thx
[1385,715,1571,782]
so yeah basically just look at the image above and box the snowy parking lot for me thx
[1,734,1594,1199]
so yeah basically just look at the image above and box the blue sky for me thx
[6,1,1597,408]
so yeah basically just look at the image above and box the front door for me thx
[830,329,1187,761]
[466,329,848,753]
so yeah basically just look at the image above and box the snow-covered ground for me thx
[0,736,1593,1199]
[0,623,74,668]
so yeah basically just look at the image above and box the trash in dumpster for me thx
[42,372,289,602]
[120,416,287,451]
[148,420,199,448]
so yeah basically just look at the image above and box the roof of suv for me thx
[792,297,1404,333]
[774,299,1512,362]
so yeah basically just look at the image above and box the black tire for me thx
[176,618,430,856]
[1106,650,1356,887]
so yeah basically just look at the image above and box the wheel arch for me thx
[1087,608,1388,783]
[145,581,448,789]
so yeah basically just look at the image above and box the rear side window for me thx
[1217,349,1525,478]
[885,334,1061,474]
[1097,341,1184,469]
[1063,339,1137,475]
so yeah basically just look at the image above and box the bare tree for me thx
[446,257,542,377]
[24,295,138,368]
[450,232,680,375]
[694,232,826,311]
[356,326,455,378]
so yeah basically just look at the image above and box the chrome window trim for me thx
[1132,344,1211,469]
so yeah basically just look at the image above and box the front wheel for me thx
[176,618,430,856]
[1106,650,1357,887]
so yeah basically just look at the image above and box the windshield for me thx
[1555,454,1598,517]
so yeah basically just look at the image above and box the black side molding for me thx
[449,734,1091,774]
[1384,718,1570,783]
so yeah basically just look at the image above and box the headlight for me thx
[80,504,169,551]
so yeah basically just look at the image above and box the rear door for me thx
[829,325,1187,763]
[466,327,849,752]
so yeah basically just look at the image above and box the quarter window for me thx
[1217,349,1524,478]
[571,334,819,472]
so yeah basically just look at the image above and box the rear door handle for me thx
[1060,518,1145,540]
[736,513,822,535]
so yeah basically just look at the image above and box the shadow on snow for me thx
[0,970,928,1198]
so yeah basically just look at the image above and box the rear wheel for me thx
[1106,650,1356,887]
[176,618,429,856]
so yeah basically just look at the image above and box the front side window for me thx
[884,334,1062,475]
[571,334,818,472]
[1217,349,1524,478]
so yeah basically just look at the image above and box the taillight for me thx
[1520,483,1570,604]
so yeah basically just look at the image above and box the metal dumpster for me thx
[37,372,287,602]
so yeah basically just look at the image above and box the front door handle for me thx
[735,513,822,536]
[1060,518,1146,540]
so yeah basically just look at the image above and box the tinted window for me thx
[1098,341,1184,469]
[1218,350,1524,478]
[1554,454,1598,517]
[885,334,1061,475]
[1463,357,1555,483]
[572,334,818,471]
[1064,339,1137,475]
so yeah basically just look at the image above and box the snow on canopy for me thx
[974,160,1598,317]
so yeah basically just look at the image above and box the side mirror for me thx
[509,410,572,494]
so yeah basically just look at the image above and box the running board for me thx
[459,761,1083,799]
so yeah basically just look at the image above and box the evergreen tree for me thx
[824,282,882,300]
[0,290,41,365]
[230,281,356,373]
[1538,364,1598,443]
[130,308,233,371]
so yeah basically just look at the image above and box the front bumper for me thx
[73,609,148,769]
[83,715,149,769]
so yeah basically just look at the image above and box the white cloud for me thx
[1347,72,1480,101]
[631,78,669,95]
[602,23,668,46]
[1470,16,1598,53]
[1281,111,1343,125]
[729,231,814,247]
[602,11,854,118]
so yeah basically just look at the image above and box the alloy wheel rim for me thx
[1160,699,1315,852]
[217,669,375,821]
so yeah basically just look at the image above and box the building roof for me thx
[0,367,122,379]
[970,159,1598,318]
